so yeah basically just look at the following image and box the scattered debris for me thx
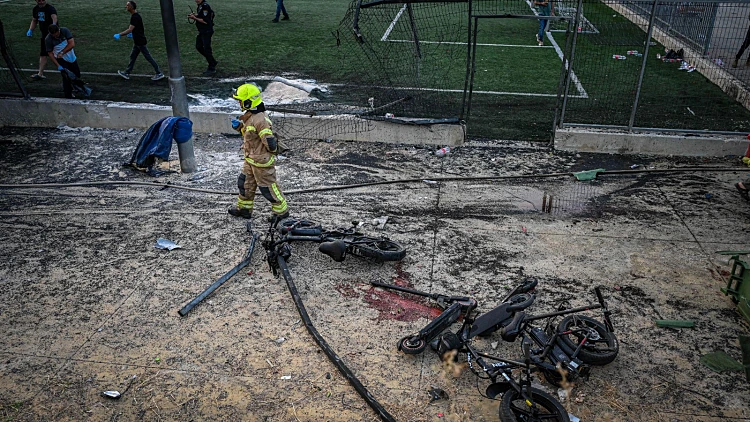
[654,319,694,328]
[687,107,695,116]
[371,216,389,229]
[423,179,438,185]
[435,146,451,157]
[100,375,136,400]
[427,387,449,403]
[280,375,292,380]
[275,337,287,345]
[154,238,181,251]
[700,351,744,373]
[630,164,640,169]
[573,168,605,181]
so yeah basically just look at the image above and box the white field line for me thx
[382,4,409,42]
[326,83,578,98]
[527,0,588,98]
[378,3,587,98]
[385,39,553,48]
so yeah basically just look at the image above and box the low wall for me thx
[556,127,750,156]
[0,97,466,147]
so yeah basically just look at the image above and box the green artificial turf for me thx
[1,0,749,140]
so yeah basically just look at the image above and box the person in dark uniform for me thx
[188,0,217,76]
[27,0,58,80]
[115,1,164,81]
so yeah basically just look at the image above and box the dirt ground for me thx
[1,125,749,422]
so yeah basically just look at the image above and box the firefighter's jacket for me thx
[236,110,276,168]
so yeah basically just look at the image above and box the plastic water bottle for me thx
[612,55,626,60]
[435,146,451,157]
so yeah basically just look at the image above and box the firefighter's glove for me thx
[267,136,278,153]
[114,34,121,40]
[27,29,33,37]
[231,119,242,130]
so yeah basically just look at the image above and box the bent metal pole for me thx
[158,0,196,173]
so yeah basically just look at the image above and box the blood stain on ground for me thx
[364,287,442,322]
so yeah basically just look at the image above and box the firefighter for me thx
[228,83,289,220]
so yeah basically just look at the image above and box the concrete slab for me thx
[555,127,750,157]
[0,97,465,147]
[1,128,749,421]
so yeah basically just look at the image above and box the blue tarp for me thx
[128,117,193,172]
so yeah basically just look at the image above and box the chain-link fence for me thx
[556,0,750,135]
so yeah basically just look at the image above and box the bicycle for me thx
[377,279,617,387]
[257,218,406,268]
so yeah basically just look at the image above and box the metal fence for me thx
[554,0,750,135]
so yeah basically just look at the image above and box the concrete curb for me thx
[555,127,749,156]
[0,97,466,147]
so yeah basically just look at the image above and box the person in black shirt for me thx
[27,0,58,80]
[188,0,218,76]
[115,1,164,81]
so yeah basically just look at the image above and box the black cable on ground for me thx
[275,254,397,422]
[0,167,746,196]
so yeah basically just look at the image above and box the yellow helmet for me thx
[232,83,263,110]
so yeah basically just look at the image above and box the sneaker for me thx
[281,15,289,20]
[117,70,130,80]
[536,33,541,43]
[732,58,739,68]
[538,40,544,46]
[271,18,279,23]
[152,73,165,81]
[228,207,252,219]
[678,62,689,70]
[202,69,216,76]
[30,74,46,81]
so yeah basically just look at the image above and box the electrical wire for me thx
[0,167,745,196]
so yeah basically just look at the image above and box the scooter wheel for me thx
[397,336,426,354]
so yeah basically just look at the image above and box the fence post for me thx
[556,0,585,131]
[628,0,658,132]
[460,0,473,121]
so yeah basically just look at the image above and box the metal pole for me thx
[460,0,473,121]
[465,16,480,122]
[558,0,584,129]
[551,17,573,146]
[628,0,658,131]
[159,0,196,173]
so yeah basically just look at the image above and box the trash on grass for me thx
[280,375,292,380]
[275,337,287,344]
[154,238,181,251]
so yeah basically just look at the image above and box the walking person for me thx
[732,13,750,68]
[534,0,551,46]
[272,0,289,23]
[115,1,164,81]
[26,0,58,80]
[45,24,90,98]
[188,0,217,76]
[227,84,289,220]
